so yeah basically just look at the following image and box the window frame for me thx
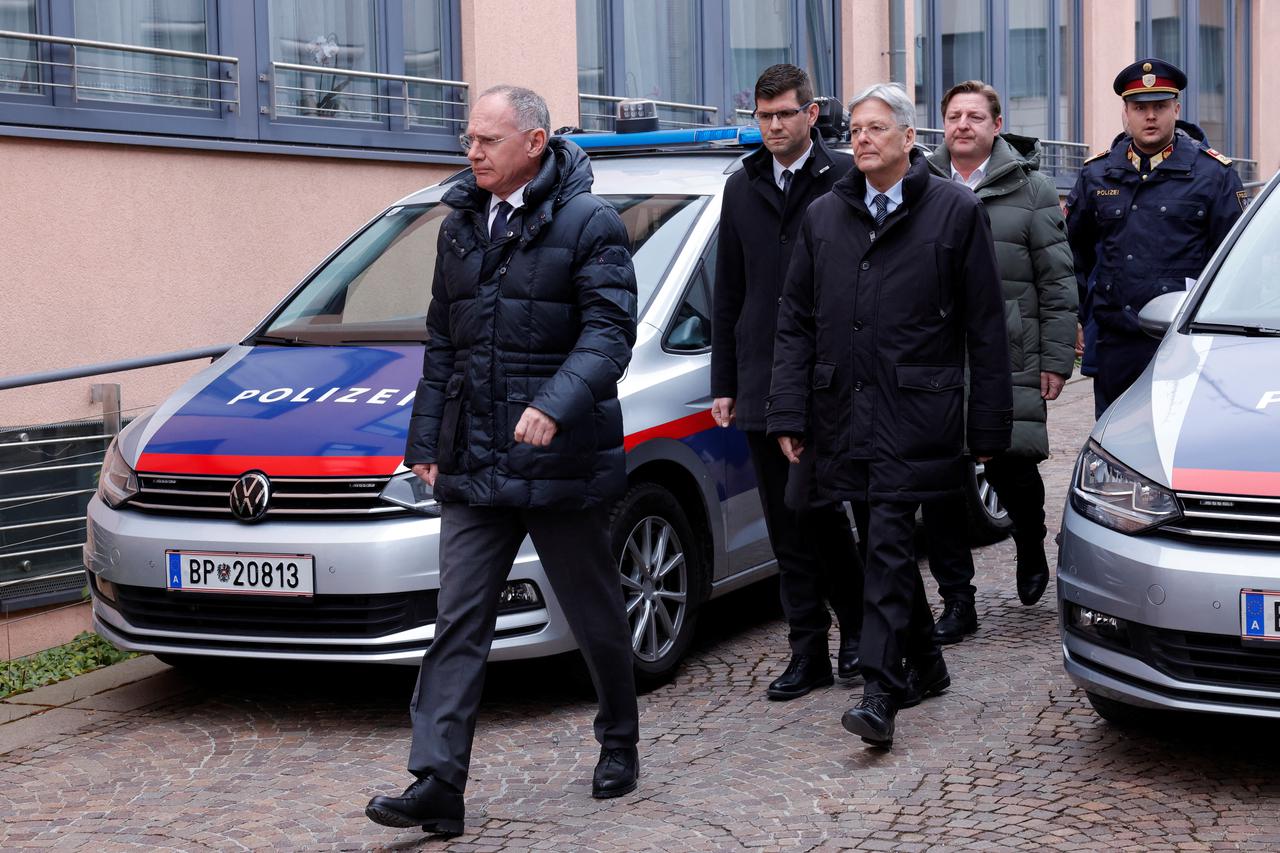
[0,0,464,155]
[1134,0,1251,159]
[915,0,1083,145]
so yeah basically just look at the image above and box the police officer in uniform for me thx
[1066,59,1246,417]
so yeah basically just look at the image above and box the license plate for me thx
[1240,589,1280,640]
[166,550,314,596]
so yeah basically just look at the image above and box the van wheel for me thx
[965,458,1014,546]
[610,482,709,688]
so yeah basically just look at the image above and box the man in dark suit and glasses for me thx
[711,64,863,701]
[365,85,640,837]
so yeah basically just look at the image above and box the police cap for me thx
[1113,58,1186,101]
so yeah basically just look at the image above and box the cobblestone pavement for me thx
[5,377,1280,851]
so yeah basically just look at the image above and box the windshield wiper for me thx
[1187,321,1280,337]
[246,334,325,346]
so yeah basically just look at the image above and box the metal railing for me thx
[578,93,719,132]
[0,29,239,113]
[1,345,232,612]
[269,61,467,127]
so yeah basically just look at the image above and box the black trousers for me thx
[922,455,1047,604]
[850,498,941,701]
[745,431,862,656]
[408,502,639,792]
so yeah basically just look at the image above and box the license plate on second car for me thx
[1240,589,1280,641]
[166,550,314,596]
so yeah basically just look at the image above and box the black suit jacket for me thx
[710,130,853,431]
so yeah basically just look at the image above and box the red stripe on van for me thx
[623,410,718,451]
[1172,468,1280,498]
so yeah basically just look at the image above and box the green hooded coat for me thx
[927,133,1078,460]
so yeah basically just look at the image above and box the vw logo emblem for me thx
[229,471,271,522]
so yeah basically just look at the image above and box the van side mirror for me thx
[1138,290,1189,338]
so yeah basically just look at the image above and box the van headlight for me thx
[380,469,441,516]
[97,438,139,508]
[1069,440,1181,534]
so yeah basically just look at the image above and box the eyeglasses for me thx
[849,123,908,139]
[458,128,535,153]
[751,101,814,124]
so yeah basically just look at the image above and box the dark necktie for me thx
[490,200,513,243]
[780,168,793,199]
[872,193,890,227]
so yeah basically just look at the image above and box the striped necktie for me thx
[872,193,890,227]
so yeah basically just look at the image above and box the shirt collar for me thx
[489,182,530,216]
[864,177,905,211]
[949,156,991,189]
[772,141,813,188]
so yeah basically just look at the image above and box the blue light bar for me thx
[566,125,763,151]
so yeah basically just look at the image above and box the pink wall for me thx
[1253,0,1280,178]
[0,138,451,428]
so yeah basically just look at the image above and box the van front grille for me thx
[129,473,407,520]
[1159,492,1280,547]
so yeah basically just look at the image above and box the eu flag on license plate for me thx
[167,552,182,589]
[1245,593,1265,636]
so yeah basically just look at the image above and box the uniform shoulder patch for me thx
[1083,150,1109,165]
[1202,146,1232,166]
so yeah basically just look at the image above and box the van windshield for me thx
[258,194,707,345]
[1191,186,1280,330]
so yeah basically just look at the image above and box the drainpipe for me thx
[888,0,907,83]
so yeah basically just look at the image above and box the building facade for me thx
[1,0,1275,427]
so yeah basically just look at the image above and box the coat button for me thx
[1160,205,1167,212]
[860,261,870,271]
[1125,304,1132,311]
[1198,209,1205,217]
[780,234,788,243]
[854,381,863,391]
[777,297,783,305]
[1132,204,1138,211]
[1126,254,1133,261]
[1114,208,1121,215]
[1141,174,1149,180]
[498,266,507,275]
[853,320,863,331]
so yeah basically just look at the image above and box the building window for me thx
[915,0,1081,145]
[578,0,839,131]
[1134,0,1251,162]
[0,1,464,157]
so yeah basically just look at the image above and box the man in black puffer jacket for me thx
[367,86,640,837]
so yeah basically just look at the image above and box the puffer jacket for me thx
[404,137,638,509]
[927,133,1077,460]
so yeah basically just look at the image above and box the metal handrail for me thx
[580,92,719,114]
[269,61,468,124]
[0,28,238,63]
[0,344,232,391]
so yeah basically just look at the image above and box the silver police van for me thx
[1059,169,1280,722]
[86,115,1006,683]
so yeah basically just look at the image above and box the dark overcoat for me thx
[710,130,853,430]
[767,148,1013,503]
[404,138,638,509]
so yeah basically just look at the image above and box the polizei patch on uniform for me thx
[1095,188,1120,197]
[1238,189,1251,212]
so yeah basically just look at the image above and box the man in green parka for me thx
[922,81,1078,641]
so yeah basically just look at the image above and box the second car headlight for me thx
[379,469,441,516]
[97,438,139,508]
[1069,440,1181,534]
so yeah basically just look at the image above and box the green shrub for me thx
[0,632,136,699]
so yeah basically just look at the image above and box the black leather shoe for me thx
[841,694,896,747]
[1016,536,1050,606]
[366,776,464,836]
[837,638,861,681]
[932,599,978,645]
[592,746,639,799]
[767,654,835,700]
[902,655,951,709]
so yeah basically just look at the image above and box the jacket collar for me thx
[832,146,932,219]
[1105,130,1196,176]
[741,129,839,214]
[442,137,595,244]
[927,134,1035,195]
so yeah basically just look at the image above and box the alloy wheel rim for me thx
[619,514,688,663]
[972,460,1009,521]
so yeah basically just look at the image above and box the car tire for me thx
[609,481,709,689]
[965,458,1014,546]
[1086,691,1158,727]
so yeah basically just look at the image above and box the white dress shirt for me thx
[949,156,991,190]
[486,181,530,233]
[772,142,813,190]
[863,177,905,217]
